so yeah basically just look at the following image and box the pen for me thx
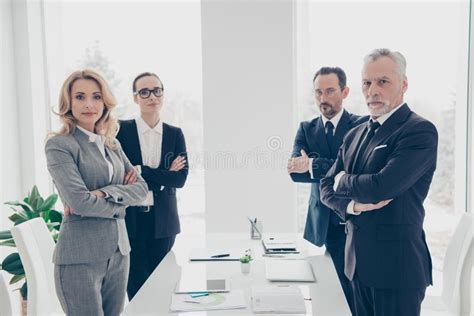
[211,253,230,258]
[190,292,209,298]
[247,216,262,237]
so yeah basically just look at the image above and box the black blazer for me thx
[117,120,188,239]
[290,110,367,246]
[320,104,438,289]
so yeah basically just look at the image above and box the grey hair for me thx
[363,48,407,78]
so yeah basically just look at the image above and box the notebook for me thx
[265,259,315,282]
[251,286,306,314]
[170,290,247,312]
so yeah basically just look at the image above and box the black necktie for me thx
[353,120,381,170]
[325,121,341,225]
[325,121,335,152]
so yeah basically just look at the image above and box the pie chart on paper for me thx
[199,293,226,306]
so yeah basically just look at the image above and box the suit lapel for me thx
[159,123,172,169]
[333,110,350,157]
[313,118,331,158]
[347,125,367,173]
[358,104,412,171]
[104,145,121,184]
[129,120,144,165]
[73,127,116,184]
[73,127,107,165]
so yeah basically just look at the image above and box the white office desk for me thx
[123,233,351,315]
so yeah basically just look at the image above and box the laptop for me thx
[262,237,299,254]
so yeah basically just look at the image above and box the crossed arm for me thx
[287,122,335,182]
[332,122,438,203]
[139,128,189,191]
[320,121,438,220]
[45,138,149,219]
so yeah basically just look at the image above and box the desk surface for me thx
[123,233,351,315]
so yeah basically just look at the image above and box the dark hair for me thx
[313,67,347,89]
[132,72,163,92]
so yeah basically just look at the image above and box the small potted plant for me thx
[240,249,253,273]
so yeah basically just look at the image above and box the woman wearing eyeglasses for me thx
[116,72,188,299]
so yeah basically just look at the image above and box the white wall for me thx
[12,0,51,196]
[201,0,297,233]
[0,0,51,234]
[0,0,22,228]
[1,0,24,312]
[469,1,474,315]
[469,0,474,217]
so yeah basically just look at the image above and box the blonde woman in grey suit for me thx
[45,69,148,316]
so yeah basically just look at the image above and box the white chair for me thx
[0,271,13,316]
[422,213,473,316]
[11,218,63,315]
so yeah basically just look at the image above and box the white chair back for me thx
[11,218,63,315]
[0,271,13,316]
[441,213,473,314]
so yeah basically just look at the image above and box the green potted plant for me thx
[240,249,253,273]
[0,185,62,311]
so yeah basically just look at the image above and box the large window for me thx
[296,0,471,294]
[43,0,205,234]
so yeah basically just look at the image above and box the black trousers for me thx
[325,223,355,315]
[351,272,426,316]
[127,234,176,300]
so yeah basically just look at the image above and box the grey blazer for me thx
[45,126,148,265]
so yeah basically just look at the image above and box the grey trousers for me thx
[54,249,130,316]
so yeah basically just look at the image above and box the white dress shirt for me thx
[336,102,405,215]
[135,117,165,206]
[76,125,113,182]
[308,109,344,179]
[136,116,163,168]
[320,109,344,135]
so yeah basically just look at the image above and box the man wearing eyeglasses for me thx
[116,72,188,300]
[288,67,368,313]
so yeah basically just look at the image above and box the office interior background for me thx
[0,0,473,313]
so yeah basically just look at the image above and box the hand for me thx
[91,190,106,198]
[64,205,74,217]
[287,149,310,174]
[170,156,186,172]
[333,171,346,191]
[354,199,393,213]
[133,165,141,174]
[123,168,137,185]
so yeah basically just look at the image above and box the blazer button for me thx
[117,197,123,202]
[113,214,119,219]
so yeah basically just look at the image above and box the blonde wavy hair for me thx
[53,69,118,149]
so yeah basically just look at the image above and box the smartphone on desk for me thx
[175,278,230,294]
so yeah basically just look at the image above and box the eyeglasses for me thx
[135,87,164,99]
[314,88,342,98]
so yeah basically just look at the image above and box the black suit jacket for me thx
[320,104,438,289]
[117,120,188,239]
[290,110,368,246]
